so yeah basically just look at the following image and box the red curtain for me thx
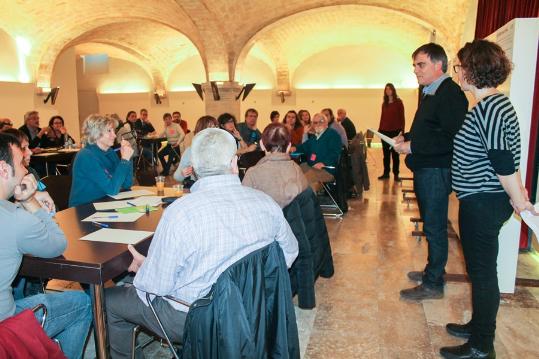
[475,0,539,39]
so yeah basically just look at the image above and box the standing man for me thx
[337,109,357,141]
[237,108,261,146]
[394,43,468,300]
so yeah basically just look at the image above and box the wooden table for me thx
[19,198,163,358]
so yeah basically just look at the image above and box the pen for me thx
[323,166,336,169]
[126,201,136,206]
[145,204,150,215]
[91,221,109,228]
[114,147,121,152]
[93,215,119,219]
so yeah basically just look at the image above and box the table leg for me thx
[91,283,109,359]
[45,161,50,176]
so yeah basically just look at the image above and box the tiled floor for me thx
[63,147,539,358]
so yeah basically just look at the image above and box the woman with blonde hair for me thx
[69,114,134,207]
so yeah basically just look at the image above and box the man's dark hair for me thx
[412,42,448,72]
[0,133,21,172]
[218,113,237,128]
[140,108,148,114]
[172,111,181,117]
[244,108,258,117]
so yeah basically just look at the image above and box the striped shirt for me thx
[452,93,521,199]
[134,174,299,312]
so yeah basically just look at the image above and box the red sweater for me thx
[379,98,405,131]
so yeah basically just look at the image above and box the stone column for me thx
[202,81,242,120]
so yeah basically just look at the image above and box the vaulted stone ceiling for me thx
[0,0,474,89]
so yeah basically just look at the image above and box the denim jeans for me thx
[158,144,180,175]
[15,291,92,359]
[459,194,512,351]
[413,167,452,289]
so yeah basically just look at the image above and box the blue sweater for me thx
[69,144,133,207]
[296,128,342,174]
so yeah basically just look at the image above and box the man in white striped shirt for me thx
[105,128,299,359]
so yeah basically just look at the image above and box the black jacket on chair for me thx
[283,188,335,309]
[180,242,300,359]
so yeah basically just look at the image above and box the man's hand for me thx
[313,162,325,170]
[127,244,146,273]
[511,199,537,215]
[38,127,48,138]
[31,147,43,154]
[120,139,134,161]
[14,174,37,202]
[34,191,56,213]
[393,141,411,154]
[393,131,404,145]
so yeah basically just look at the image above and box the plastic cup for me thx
[172,184,183,196]
[155,176,165,192]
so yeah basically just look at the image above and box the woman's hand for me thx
[232,128,242,141]
[511,199,537,215]
[120,139,134,161]
[182,166,193,177]
[59,126,67,135]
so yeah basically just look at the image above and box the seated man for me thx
[295,113,342,185]
[237,108,262,146]
[158,112,184,176]
[0,133,92,359]
[106,128,299,358]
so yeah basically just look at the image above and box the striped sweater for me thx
[452,93,521,199]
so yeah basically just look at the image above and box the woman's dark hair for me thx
[2,128,28,143]
[126,111,136,122]
[0,133,21,170]
[298,110,311,125]
[194,116,218,134]
[283,110,301,129]
[383,83,399,106]
[270,111,280,121]
[48,115,64,128]
[217,113,237,128]
[261,123,291,153]
[457,39,512,89]
[322,108,335,124]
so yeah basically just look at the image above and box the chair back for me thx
[41,175,72,211]
[181,242,299,359]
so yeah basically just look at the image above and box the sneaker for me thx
[378,174,390,180]
[407,271,424,282]
[446,322,472,339]
[400,284,443,301]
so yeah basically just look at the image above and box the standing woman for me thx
[378,83,405,181]
[69,114,134,207]
[283,110,303,146]
[442,40,536,359]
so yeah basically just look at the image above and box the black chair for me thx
[41,175,72,211]
[237,150,265,180]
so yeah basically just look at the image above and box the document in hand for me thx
[80,228,153,244]
[521,203,539,243]
[368,129,396,147]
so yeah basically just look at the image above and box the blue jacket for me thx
[296,128,342,174]
[180,241,300,359]
[69,144,133,207]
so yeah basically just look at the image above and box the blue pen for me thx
[114,147,121,152]
[93,215,119,219]
[91,221,109,228]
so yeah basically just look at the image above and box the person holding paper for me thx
[69,114,134,207]
[394,43,468,301]
[105,128,298,358]
[378,83,405,181]
[440,40,537,359]
[0,133,92,359]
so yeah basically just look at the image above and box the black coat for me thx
[283,188,334,309]
[180,242,300,359]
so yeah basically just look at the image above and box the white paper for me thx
[82,212,144,223]
[126,196,163,207]
[80,228,153,244]
[93,196,163,211]
[93,200,132,211]
[368,128,396,147]
[521,203,539,242]
[109,189,154,200]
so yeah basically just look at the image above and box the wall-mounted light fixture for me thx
[277,90,291,103]
[236,83,256,101]
[41,86,60,105]
[192,83,204,101]
[210,81,220,101]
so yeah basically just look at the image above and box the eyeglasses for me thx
[453,64,462,73]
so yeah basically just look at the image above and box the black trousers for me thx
[458,193,512,351]
[380,129,401,176]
